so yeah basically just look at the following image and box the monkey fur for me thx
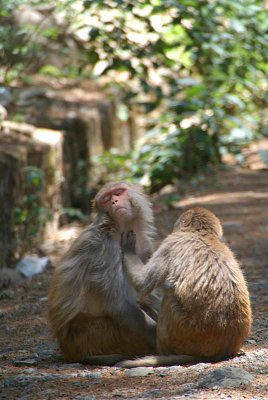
[48,182,160,363]
[118,207,252,368]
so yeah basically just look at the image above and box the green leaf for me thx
[39,65,62,77]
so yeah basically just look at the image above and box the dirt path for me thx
[0,167,268,400]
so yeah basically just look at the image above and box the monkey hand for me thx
[121,231,136,254]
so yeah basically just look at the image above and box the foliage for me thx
[91,149,134,184]
[13,166,51,254]
[135,127,220,192]
[1,0,268,190]
[60,208,85,223]
[0,0,83,83]
[78,0,268,190]
[0,0,40,83]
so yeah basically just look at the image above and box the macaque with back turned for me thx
[118,207,252,368]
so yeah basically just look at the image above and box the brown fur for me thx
[118,207,251,367]
[48,182,160,362]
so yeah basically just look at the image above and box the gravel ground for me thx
[0,165,268,400]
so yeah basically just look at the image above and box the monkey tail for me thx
[115,354,202,368]
[82,354,127,366]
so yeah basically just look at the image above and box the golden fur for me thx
[119,207,251,367]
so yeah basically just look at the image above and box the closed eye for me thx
[101,194,111,204]
[113,188,125,196]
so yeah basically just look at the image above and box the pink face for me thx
[99,185,133,220]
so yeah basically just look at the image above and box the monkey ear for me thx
[181,209,194,227]
[174,209,194,231]
[91,199,97,211]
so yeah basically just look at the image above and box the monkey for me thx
[117,207,252,368]
[48,181,161,364]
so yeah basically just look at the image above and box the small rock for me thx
[246,339,257,344]
[60,363,82,369]
[199,366,254,388]
[23,368,37,374]
[124,367,154,377]
[232,348,268,364]
[75,396,96,400]
[36,349,55,358]
[155,365,183,376]
[141,388,166,398]
[13,359,38,367]
[78,371,102,378]
[4,376,29,388]
[165,365,183,372]
[39,296,48,302]
[106,368,118,376]
[190,362,210,372]
[156,367,169,377]
[88,372,102,379]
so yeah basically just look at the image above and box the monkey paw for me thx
[121,231,136,253]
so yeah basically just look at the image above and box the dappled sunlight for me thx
[44,224,83,246]
[174,190,268,208]
[56,225,82,242]
[33,128,62,145]
[0,303,20,315]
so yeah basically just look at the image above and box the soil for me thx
[1,160,268,399]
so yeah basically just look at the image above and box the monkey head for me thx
[94,182,138,222]
[93,182,154,236]
[173,207,223,238]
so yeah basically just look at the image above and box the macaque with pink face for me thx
[48,182,159,364]
[98,185,131,220]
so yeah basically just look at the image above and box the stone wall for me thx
[0,121,62,267]
[11,83,136,212]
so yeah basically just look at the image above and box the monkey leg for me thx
[157,295,246,360]
[58,314,155,362]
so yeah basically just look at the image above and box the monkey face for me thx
[97,184,134,221]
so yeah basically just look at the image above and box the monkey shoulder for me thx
[157,232,237,280]
[158,231,211,260]
[66,222,119,255]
